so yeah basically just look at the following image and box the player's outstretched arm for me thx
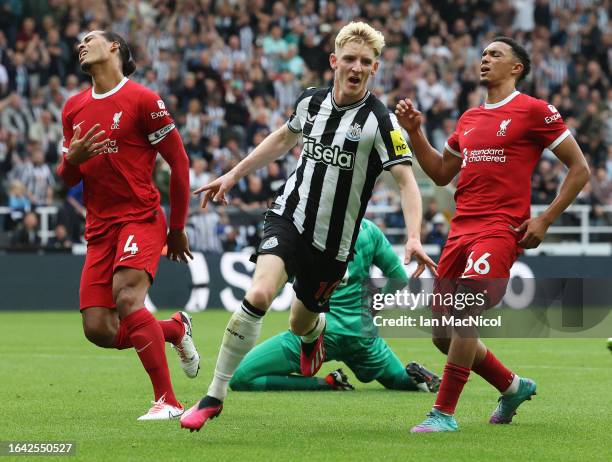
[194,124,300,209]
[390,163,438,278]
[395,98,461,186]
[156,129,193,263]
[514,136,590,248]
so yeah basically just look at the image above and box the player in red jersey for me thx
[56,31,199,421]
[395,37,590,432]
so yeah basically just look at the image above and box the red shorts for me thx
[433,230,519,312]
[79,210,167,310]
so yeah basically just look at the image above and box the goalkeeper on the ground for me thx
[230,219,440,392]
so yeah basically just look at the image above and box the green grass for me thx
[2,310,611,461]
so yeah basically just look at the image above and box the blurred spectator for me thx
[1,93,33,142]
[591,167,612,206]
[7,179,30,228]
[221,225,242,252]
[28,109,62,164]
[21,145,55,206]
[47,223,72,250]
[532,159,560,205]
[57,181,85,243]
[232,174,270,210]
[10,211,40,250]
[187,206,223,253]
[189,157,213,207]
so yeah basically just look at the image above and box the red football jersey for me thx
[445,91,570,237]
[60,78,176,239]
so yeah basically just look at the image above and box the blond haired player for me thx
[181,22,436,432]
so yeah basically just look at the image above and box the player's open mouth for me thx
[348,76,361,85]
[480,66,490,75]
[79,51,88,61]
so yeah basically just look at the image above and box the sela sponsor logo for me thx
[261,236,278,250]
[111,111,123,130]
[302,135,355,170]
[463,147,506,164]
[496,118,511,136]
[346,123,362,142]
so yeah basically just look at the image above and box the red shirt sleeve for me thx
[56,103,82,186]
[139,91,189,230]
[529,99,571,151]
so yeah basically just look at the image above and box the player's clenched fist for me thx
[193,172,238,209]
[395,98,423,133]
[66,123,110,165]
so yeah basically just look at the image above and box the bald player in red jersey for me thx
[57,30,199,421]
[396,36,589,432]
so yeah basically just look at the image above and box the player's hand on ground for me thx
[166,229,194,263]
[514,216,550,248]
[66,124,110,165]
[193,172,237,209]
[395,98,423,133]
[404,237,438,278]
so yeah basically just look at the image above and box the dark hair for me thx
[101,31,136,76]
[491,36,531,83]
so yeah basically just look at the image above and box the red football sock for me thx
[113,313,184,349]
[158,313,184,345]
[122,308,180,407]
[472,349,514,393]
[434,362,471,415]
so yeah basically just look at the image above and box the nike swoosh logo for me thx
[119,254,136,262]
[73,121,84,131]
[463,128,475,136]
[136,341,152,353]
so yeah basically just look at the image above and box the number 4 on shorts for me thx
[124,234,139,255]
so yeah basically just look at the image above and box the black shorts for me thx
[251,211,347,313]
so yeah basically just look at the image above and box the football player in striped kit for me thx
[181,22,436,432]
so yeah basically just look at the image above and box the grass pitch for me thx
[2,310,611,461]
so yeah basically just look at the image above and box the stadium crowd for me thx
[0,0,610,251]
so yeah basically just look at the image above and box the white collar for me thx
[484,90,520,109]
[331,89,370,111]
[92,77,129,99]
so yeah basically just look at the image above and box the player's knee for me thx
[432,336,450,354]
[244,286,274,311]
[114,286,140,312]
[83,320,115,348]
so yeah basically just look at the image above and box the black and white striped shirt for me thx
[272,86,412,262]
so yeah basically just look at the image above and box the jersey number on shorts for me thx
[462,251,491,276]
[314,280,341,304]
[124,235,139,255]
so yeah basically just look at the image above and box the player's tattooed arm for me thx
[395,98,461,185]
[194,124,300,209]
[514,136,589,248]
[66,124,110,165]
[390,163,438,278]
